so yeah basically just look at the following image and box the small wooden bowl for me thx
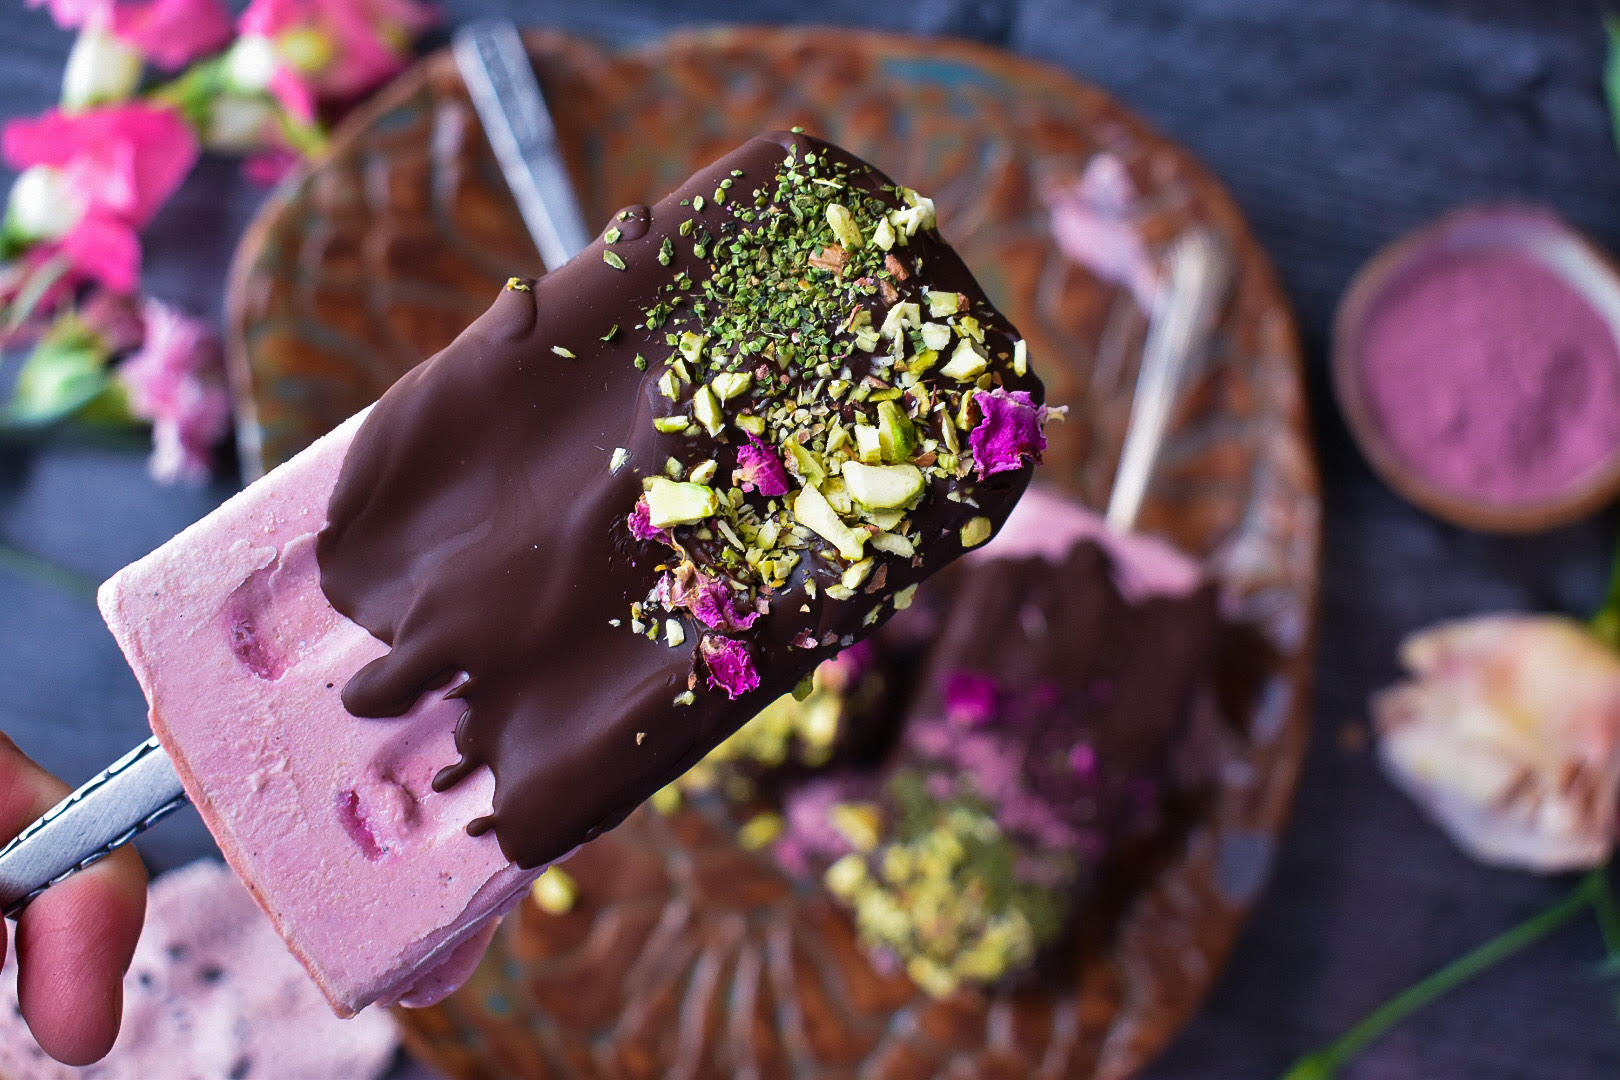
[1333,204,1620,533]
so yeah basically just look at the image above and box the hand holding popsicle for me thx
[0,736,146,1065]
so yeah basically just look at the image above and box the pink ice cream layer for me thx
[98,412,547,1017]
[977,482,1203,598]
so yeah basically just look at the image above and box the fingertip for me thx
[15,849,146,1065]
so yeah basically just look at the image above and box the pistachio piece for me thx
[876,400,917,462]
[693,384,724,436]
[687,458,718,485]
[646,477,719,527]
[608,447,630,475]
[652,415,691,434]
[826,202,864,249]
[872,214,897,251]
[842,558,875,590]
[919,321,952,352]
[842,461,925,509]
[792,483,868,560]
[1013,337,1029,376]
[940,338,988,381]
[960,515,993,548]
[785,439,827,486]
[531,867,578,914]
[854,423,882,463]
[870,530,916,557]
[892,582,919,609]
[665,619,686,647]
[711,371,753,401]
[927,290,962,318]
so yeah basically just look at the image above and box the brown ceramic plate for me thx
[225,26,1320,1080]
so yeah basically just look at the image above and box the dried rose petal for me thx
[700,635,761,699]
[658,566,758,632]
[969,389,1047,479]
[734,439,791,497]
[626,497,667,543]
[943,670,999,727]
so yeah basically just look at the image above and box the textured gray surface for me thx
[3,1,1620,1077]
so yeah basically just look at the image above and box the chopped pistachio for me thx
[875,400,917,462]
[823,582,856,601]
[693,384,724,436]
[872,215,896,251]
[927,290,962,318]
[960,515,993,548]
[940,338,988,381]
[665,619,686,647]
[825,202,863,249]
[1013,337,1028,376]
[854,423,882,464]
[673,690,696,706]
[678,330,707,364]
[650,784,682,815]
[880,301,920,340]
[841,558,875,590]
[736,414,766,436]
[909,347,939,376]
[919,321,952,352]
[504,276,531,292]
[603,225,622,244]
[530,867,578,914]
[645,477,719,527]
[866,507,905,531]
[842,462,924,509]
[871,531,916,558]
[825,853,867,898]
[551,345,576,359]
[687,459,718,485]
[608,447,630,474]
[603,250,627,271]
[658,237,674,265]
[892,583,918,610]
[792,484,867,561]
[652,415,691,434]
[711,371,753,401]
[831,803,882,852]
[738,812,784,850]
[785,440,827,486]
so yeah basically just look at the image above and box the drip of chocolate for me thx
[316,132,1044,869]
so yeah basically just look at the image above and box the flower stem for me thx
[1588,539,1620,650]
[1280,872,1604,1079]
[0,540,98,601]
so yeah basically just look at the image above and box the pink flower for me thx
[968,389,1047,479]
[117,299,231,483]
[3,103,197,292]
[734,439,791,497]
[656,565,759,633]
[237,0,438,123]
[626,497,668,544]
[25,0,109,30]
[700,635,760,699]
[112,0,233,69]
[1374,614,1620,872]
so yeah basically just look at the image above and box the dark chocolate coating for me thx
[316,132,1041,869]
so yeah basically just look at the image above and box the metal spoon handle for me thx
[1105,228,1232,533]
[0,737,188,918]
[454,19,593,269]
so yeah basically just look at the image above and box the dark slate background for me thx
[4,1,1620,1077]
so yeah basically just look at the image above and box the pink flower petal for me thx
[969,389,1047,479]
[734,438,791,497]
[60,213,140,292]
[111,0,233,70]
[626,497,668,543]
[700,635,760,699]
[26,0,110,30]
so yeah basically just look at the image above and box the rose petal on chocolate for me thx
[700,635,761,699]
[626,496,669,543]
[969,389,1047,479]
[733,438,791,497]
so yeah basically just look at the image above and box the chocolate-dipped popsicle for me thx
[316,130,1049,871]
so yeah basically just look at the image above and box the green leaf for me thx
[0,313,127,428]
[1278,1052,1338,1080]
[1604,15,1620,158]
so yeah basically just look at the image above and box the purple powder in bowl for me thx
[1347,211,1620,512]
